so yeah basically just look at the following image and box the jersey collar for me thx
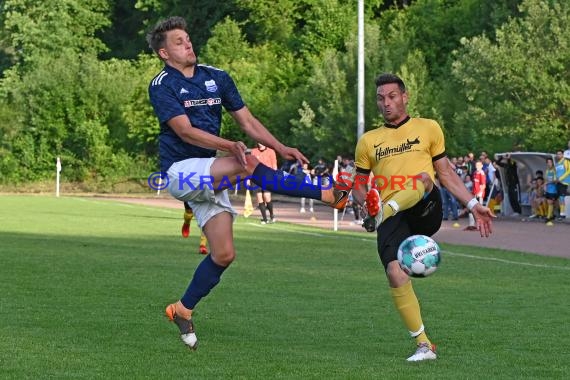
[384,115,411,129]
[164,61,201,79]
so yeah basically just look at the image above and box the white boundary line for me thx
[76,198,570,271]
[247,222,570,271]
[440,250,570,271]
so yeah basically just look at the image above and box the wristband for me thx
[467,198,479,211]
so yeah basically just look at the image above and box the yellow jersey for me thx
[354,116,446,201]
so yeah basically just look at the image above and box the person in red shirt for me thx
[472,161,487,201]
[465,161,487,231]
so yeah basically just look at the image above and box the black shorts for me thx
[545,192,558,200]
[556,183,568,197]
[376,186,443,269]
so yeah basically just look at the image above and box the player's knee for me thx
[386,261,409,287]
[245,155,260,174]
[213,248,236,266]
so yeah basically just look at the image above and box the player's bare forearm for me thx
[168,115,234,151]
[445,178,475,206]
[352,186,367,207]
[231,107,287,155]
[434,158,473,206]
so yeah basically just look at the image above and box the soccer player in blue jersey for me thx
[544,157,559,222]
[146,16,348,350]
[554,150,570,220]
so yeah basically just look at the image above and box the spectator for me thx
[465,152,476,177]
[544,157,558,222]
[495,154,522,215]
[483,157,497,201]
[554,149,570,220]
[300,163,314,213]
[531,177,546,219]
[465,161,486,231]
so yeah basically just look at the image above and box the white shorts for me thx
[167,157,237,228]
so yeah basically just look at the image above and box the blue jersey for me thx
[555,158,570,185]
[544,168,557,194]
[149,64,245,172]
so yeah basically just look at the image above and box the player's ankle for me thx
[175,301,192,319]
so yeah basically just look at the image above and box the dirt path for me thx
[100,194,570,259]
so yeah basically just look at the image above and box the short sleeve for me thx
[354,136,371,171]
[219,71,245,112]
[149,83,185,124]
[430,121,446,160]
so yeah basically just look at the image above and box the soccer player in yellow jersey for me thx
[345,73,494,361]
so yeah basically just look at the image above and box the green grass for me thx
[0,195,569,379]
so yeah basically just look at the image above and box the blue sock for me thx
[181,254,227,310]
[251,164,325,199]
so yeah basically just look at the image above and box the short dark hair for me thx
[375,73,406,92]
[146,16,187,53]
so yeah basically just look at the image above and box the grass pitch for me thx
[0,195,568,379]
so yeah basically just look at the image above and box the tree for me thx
[134,0,238,55]
[2,0,109,65]
[452,0,569,152]
[0,0,151,183]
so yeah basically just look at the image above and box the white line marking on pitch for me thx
[246,223,570,271]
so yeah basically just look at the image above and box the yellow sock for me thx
[560,203,566,216]
[390,280,431,346]
[184,210,194,224]
[199,232,208,247]
[383,179,425,220]
[547,204,553,219]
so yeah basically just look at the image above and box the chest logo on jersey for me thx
[205,80,218,92]
[375,137,421,161]
[184,98,222,108]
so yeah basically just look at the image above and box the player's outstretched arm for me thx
[167,114,249,166]
[230,106,309,165]
[434,157,494,237]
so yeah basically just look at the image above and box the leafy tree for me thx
[200,17,302,147]
[0,0,151,183]
[98,0,149,60]
[2,0,110,65]
[134,0,238,55]
[452,0,569,152]
[122,53,163,157]
[372,0,523,155]
[235,0,300,47]
[295,0,356,55]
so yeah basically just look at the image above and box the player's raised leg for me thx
[364,173,432,232]
[202,155,349,209]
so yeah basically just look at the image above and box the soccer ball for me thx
[397,235,441,277]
